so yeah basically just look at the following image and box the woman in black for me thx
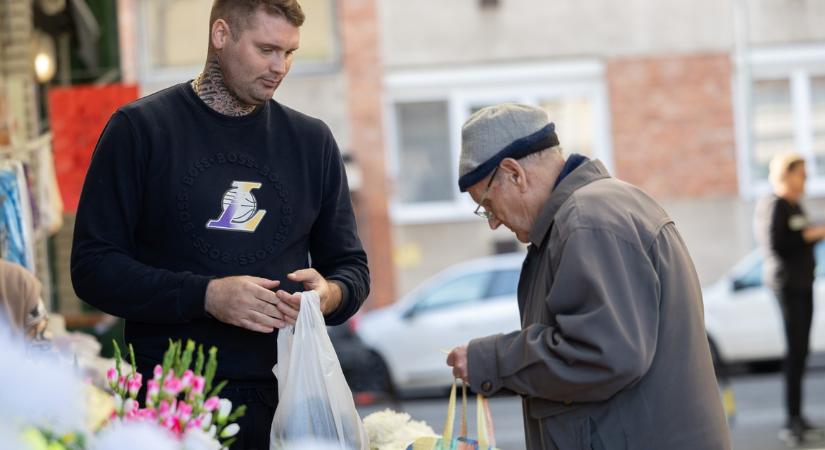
[754,152,825,445]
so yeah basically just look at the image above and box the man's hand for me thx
[204,276,283,333]
[447,345,469,383]
[274,268,342,324]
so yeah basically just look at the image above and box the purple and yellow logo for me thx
[206,181,266,232]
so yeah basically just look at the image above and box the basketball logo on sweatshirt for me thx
[206,181,266,232]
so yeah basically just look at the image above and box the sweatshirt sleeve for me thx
[71,111,212,323]
[467,227,660,402]
[308,125,370,326]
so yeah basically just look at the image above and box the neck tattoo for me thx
[192,56,257,117]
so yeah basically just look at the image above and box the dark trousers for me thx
[220,384,278,450]
[774,286,814,420]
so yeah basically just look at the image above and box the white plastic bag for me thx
[270,291,368,450]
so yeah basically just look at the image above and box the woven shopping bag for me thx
[407,380,500,450]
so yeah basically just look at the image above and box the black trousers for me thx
[774,285,814,420]
[220,383,278,450]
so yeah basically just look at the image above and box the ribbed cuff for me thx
[323,278,351,325]
[178,274,212,321]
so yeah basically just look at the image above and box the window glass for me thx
[539,97,595,157]
[812,76,825,177]
[752,79,794,180]
[394,101,453,203]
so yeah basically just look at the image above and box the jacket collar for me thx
[528,159,611,247]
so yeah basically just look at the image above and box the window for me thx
[751,79,793,180]
[394,102,453,204]
[138,0,339,84]
[738,45,825,196]
[413,271,494,313]
[813,76,825,177]
[387,61,612,223]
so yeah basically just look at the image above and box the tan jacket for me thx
[468,160,730,449]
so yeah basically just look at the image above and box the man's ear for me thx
[499,158,528,192]
[211,19,231,50]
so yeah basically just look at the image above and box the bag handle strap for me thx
[442,381,457,442]
[476,395,497,448]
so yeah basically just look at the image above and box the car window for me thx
[414,271,494,313]
[734,258,762,290]
[487,269,520,298]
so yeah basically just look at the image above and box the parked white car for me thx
[703,242,825,367]
[355,253,524,392]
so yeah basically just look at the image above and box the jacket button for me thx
[481,381,492,392]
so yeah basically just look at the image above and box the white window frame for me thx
[384,60,613,225]
[735,43,825,199]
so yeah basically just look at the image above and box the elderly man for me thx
[446,104,730,449]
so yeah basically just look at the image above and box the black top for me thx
[754,194,814,290]
[71,83,369,382]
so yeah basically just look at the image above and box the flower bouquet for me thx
[105,339,246,447]
[16,338,245,450]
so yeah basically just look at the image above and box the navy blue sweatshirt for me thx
[71,83,370,383]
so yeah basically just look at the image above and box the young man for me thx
[447,104,730,449]
[71,1,369,448]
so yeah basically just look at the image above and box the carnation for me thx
[363,409,437,450]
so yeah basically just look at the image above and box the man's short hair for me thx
[210,0,305,39]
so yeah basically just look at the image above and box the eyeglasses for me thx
[473,166,500,220]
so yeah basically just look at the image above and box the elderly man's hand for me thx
[447,345,469,383]
[274,268,342,324]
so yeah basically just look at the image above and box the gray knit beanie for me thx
[458,103,558,192]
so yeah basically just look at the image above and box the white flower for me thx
[201,412,213,430]
[217,398,232,422]
[220,423,239,438]
[182,427,222,450]
[363,409,436,450]
[0,324,87,435]
[89,421,178,450]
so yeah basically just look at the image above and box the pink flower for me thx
[118,375,128,391]
[147,379,159,396]
[162,416,182,435]
[177,400,193,421]
[158,399,175,418]
[191,376,205,395]
[127,377,142,398]
[136,408,157,421]
[163,376,183,395]
[203,396,220,412]
[123,398,138,417]
[106,368,118,388]
[186,417,203,430]
[153,364,163,379]
[180,370,194,389]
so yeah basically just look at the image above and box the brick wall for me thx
[607,53,738,199]
[339,0,396,308]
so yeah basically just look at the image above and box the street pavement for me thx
[357,364,825,449]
